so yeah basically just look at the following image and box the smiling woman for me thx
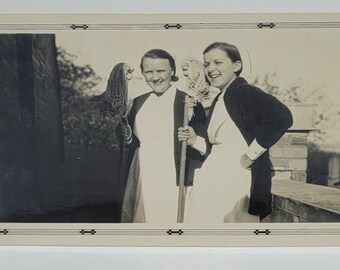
[180,42,293,224]
[203,44,242,90]
[140,49,178,95]
[121,48,206,224]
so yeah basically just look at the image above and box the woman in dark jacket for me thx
[179,42,293,223]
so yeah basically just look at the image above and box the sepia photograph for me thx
[1,13,340,246]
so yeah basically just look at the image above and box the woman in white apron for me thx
[121,49,206,224]
[179,42,293,224]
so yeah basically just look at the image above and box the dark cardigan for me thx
[209,77,293,219]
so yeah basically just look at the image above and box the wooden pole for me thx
[177,95,189,223]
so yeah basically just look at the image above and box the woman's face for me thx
[203,48,241,90]
[141,57,173,94]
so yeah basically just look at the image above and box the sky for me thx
[56,28,340,99]
[55,26,340,147]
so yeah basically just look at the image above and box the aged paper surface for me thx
[1,13,340,246]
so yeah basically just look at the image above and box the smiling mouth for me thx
[208,73,220,79]
[151,81,163,85]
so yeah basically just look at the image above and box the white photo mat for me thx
[1,13,340,247]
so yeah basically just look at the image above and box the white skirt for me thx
[185,139,259,225]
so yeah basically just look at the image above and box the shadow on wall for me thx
[0,34,125,222]
[2,147,124,223]
[307,144,340,187]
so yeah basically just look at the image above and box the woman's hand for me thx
[240,153,254,169]
[117,118,132,143]
[178,126,197,146]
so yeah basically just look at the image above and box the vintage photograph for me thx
[1,15,340,230]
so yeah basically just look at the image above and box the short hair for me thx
[203,42,243,76]
[140,49,179,82]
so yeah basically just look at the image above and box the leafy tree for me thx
[57,48,119,150]
[251,73,340,186]
[251,73,340,147]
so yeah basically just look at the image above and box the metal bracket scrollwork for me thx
[167,229,184,235]
[79,229,96,235]
[70,24,89,30]
[0,229,8,235]
[164,23,182,30]
[257,23,276,29]
[254,229,271,235]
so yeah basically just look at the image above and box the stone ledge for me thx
[268,180,340,222]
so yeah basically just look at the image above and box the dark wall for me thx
[31,35,64,208]
[0,34,64,221]
[307,145,331,186]
[0,35,31,218]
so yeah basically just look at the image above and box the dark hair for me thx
[203,42,243,76]
[140,49,179,82]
